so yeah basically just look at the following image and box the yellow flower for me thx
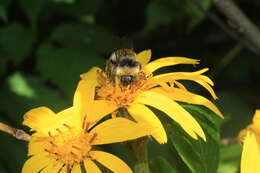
[22,73,149,173]
[80,50,223,144]
[239,110,260,173]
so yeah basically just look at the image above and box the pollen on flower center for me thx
[96,70,151,107]
[44,123,97,166]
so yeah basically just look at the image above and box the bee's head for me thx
[120,75,134,86]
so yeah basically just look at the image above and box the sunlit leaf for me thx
[8,73,36,98]
[168,104,222,173]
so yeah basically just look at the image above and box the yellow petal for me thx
[253,110,260,124]
[136,49,152,66]
[75,67,100,102]
[128,103,167,144]
[145,57,199,73]
[174,81,188,90]
[91,117,150,145]
[23,107,56,135]
[74,67,101,121]
[241,131,260,173]
[152,87,223,118]
[251,110,260,133]
[59,166,66,173]
[22,153,51,173]
[238,129,248,145]
[84,159,102,173]
[41,162,63,173]
[80,66,101,80]
[71,164,81,173]
[28,137,49,156]
[87,100,118,125]
[23,107,82,137]
[90,151,132,173]
[153,69,217,99]
[134,91,206,141]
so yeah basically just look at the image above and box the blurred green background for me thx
[0,0,259,172]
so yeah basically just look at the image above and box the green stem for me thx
[126,137,150,173]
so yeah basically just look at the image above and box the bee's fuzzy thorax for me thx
[115,66,140,76]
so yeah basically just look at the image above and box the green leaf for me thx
[0,24,35,64]
[0,0,10,22]
[184,0,211,31]
[0,73,69,124]
[144,0,211,33]
[150,156,178,173]
[215,90,252,137]
[18,0,46,27]
[53,0,75,4]
[217,144,241,173]
[51,23,114,53]
[0,57,7,76]
[37,44,105,97]
[8,73,36,98]
[145,1,173,32]
[55,0,102,17]
[168,104,222,173]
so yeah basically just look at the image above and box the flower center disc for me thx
[96,71,151,107]
[45,127,92,166]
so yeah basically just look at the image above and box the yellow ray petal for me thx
[90,151,133,173]
[22,153,50,173]
[174,81,188,90]
[91,117,150,145]
[134,91,206,140]
[74,67,101,121]
[41,162,63,173]
[145,57,199,73]
[153,69,217,99]
[71,164,81,173]
[128,103,167,144]
[23,107,56,135]
[75,67,100,102]
[241,131,260,173]
[28,137,48,156]
[253,110,260,124]
[136,49,152,66]
[251,110,260,133]
[84,159,102,173]
[24,107,82,137]
[151,87,223,118]
[80,66,101,81]
[87,100,118,125]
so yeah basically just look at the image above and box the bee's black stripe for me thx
[118,59,140,67]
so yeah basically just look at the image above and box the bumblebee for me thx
[106,49,141,86]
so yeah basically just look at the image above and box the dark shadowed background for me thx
[0,0,259,172]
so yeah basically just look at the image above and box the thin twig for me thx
[213,0,260,54]
[0,122,31,141]
[190,0,260,54]
[211,44,243,77]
